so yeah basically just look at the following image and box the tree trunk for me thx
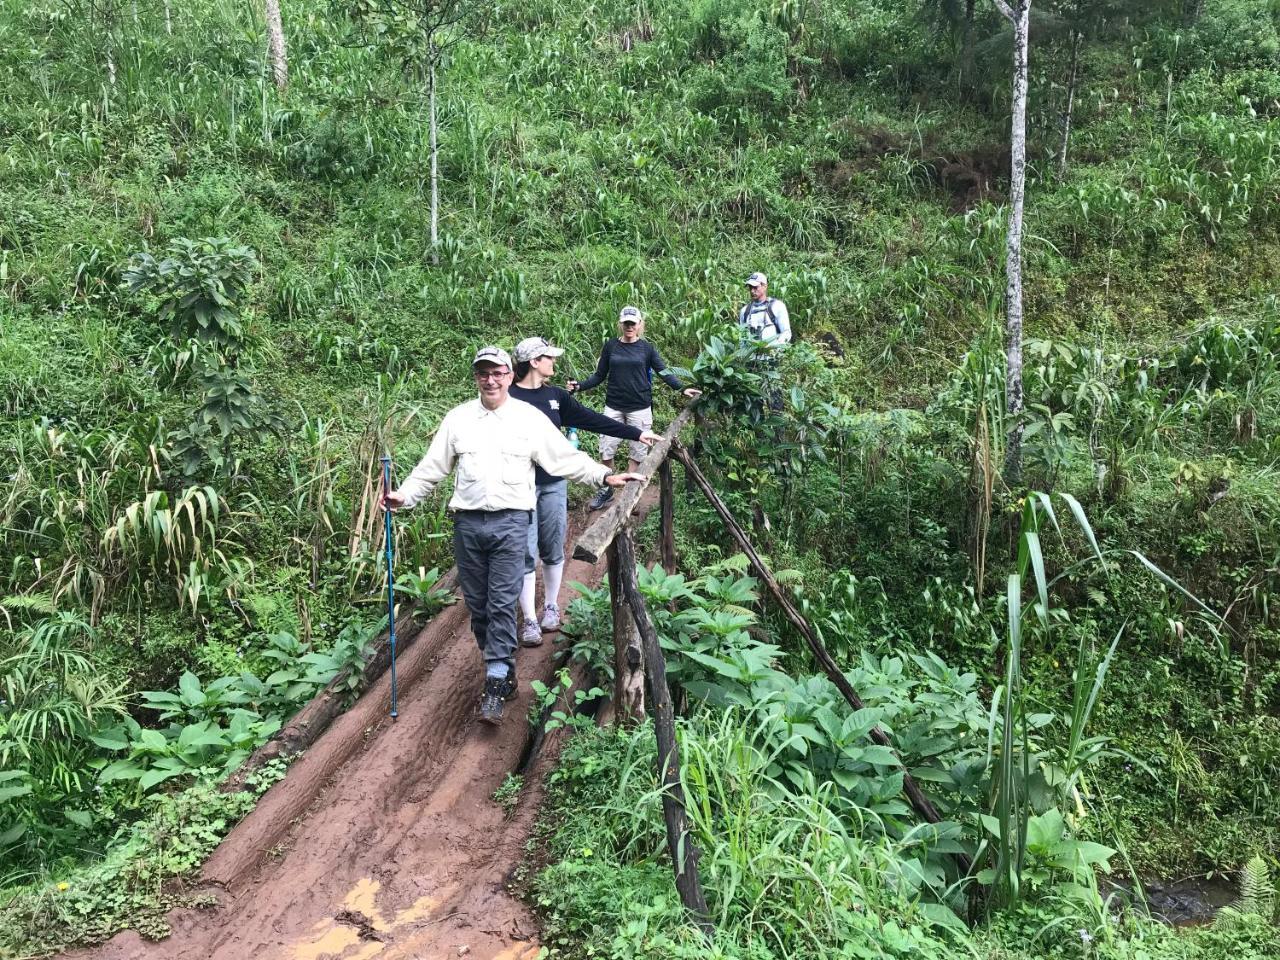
[1056,29,1082,179]
[608,541,645,723]
[164,0,172,35]
[1183,0,1205,26]
[265,0,288,93]
[659,459,677,574]
[997,0,1030,489]
[429,48,440,265]
[960,0,977,97]
[615,530,713,934]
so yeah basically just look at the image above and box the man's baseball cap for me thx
[514,336,565,363]
[619,305,643,324]
[472,345,512,369]
[745,272,767,287]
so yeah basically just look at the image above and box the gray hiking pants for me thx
[525,479,568,573]
[452,509,530,675]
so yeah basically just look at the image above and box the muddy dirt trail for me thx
[70,501,652,960]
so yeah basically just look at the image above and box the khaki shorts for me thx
[599,406,653,462]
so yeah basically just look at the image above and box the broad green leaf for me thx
[0,783,32,802]
[138,729,167,751]
[178,671,203,706]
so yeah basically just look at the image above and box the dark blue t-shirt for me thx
[510,382,642,484]
[576,338,683,412]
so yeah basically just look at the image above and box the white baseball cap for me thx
[745,272,767,287]
[619,305,643,323]
[514,336,565,363]
[471,345,512,369]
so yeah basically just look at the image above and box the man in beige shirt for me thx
[384,346,641,724]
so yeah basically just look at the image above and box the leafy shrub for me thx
[123,238,258,350]
[683,10,794,135]
[0,760,289,957]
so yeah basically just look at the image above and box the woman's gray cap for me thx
[619,305,643,322]
[514,337,565,362]
[472,345,513,369]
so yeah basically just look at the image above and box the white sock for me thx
[543,561,565,610]
[519,572,537,621]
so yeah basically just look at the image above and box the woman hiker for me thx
[509,335,662,645]
[569,305,701,511]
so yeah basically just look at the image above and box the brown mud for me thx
[66,499,651,960]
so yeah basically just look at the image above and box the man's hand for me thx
[682,387,703,399]
[604,472,645,488]
[383,491,406,511]
[637,429,663,446]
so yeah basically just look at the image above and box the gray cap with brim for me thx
[472,345,513,369]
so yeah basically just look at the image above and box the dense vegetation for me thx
[2,0,1279,955]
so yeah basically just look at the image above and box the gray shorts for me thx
[598,406,652,462]
[526,479,568,572]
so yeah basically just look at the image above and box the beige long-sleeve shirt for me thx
[394,397,611,512]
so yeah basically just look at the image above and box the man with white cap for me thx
[383,346,642,724]
[738,272,792,348]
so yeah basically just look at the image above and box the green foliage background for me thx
[2,0,1280,955]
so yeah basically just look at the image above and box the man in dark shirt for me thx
[569,306,700,510]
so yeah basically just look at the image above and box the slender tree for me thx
[991,0,1031,487]
[265,0,288,92]
[1056,26,1081,177]
[348,0,486,263]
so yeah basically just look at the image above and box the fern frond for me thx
[1237,855,1275,918]
[0,594,57,614]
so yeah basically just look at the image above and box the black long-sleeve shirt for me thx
[575,338,683,413]
[510,382,642,484]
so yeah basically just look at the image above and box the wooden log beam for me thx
[608,541,645,723]
[672,441,971,873]
[573,405,696,563]
[615,529,713,933]
[659,459,677,574]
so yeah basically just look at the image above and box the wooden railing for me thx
[571,404,971,934]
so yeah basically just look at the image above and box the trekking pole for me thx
[381,455,399,720]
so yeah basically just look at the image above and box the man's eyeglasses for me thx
[474,368,509,381]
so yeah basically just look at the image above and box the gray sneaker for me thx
[519,619,543,647]
[540,602,561,632]
[587,485,615,511]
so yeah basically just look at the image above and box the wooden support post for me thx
[615,529,713,933]
[659,458,677,574]
[608,541,645,724]
[574,405,696,564]
[672,441,971,873]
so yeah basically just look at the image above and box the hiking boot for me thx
[501,666,518,701]
[519,619,543,647]
[479,676,508,725]
[540,602,561,632]
[587,485,614,511]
